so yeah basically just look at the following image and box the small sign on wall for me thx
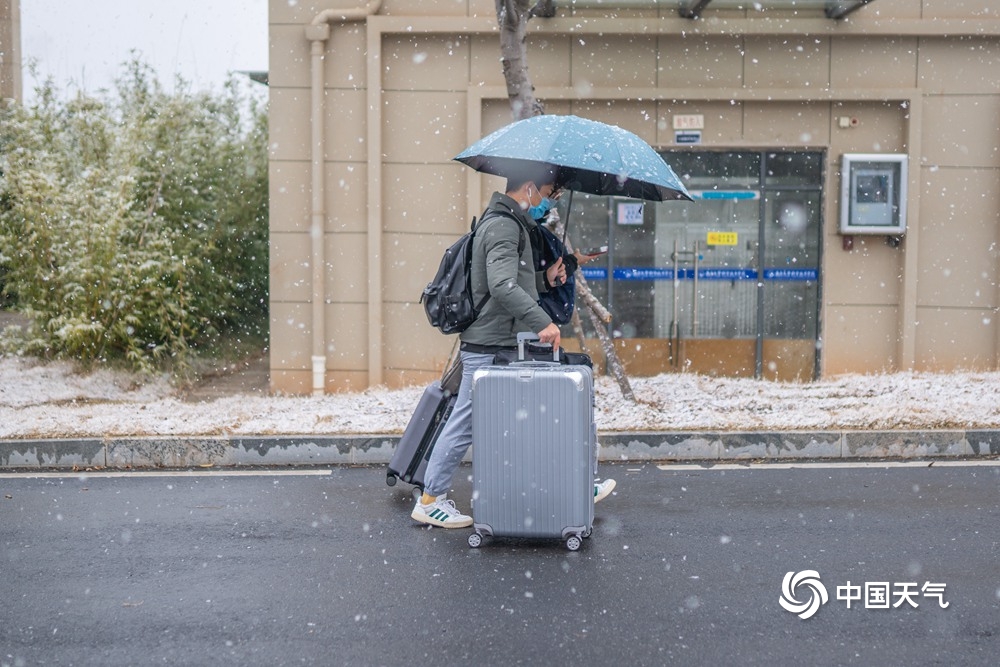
[674,130,702,145]
[673,114,704,145]
[673,114,704,130]
[616,202,644,225]
[707,231,738,246]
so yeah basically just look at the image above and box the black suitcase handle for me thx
[517,332,559,362]
[494,333,592,368]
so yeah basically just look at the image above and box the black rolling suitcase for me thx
[385,358,461,490]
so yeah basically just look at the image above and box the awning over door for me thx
[678,0,874,19]
[555,1,877,20]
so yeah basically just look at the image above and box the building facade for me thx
[0,0,22,104]
[268,0,1000,394]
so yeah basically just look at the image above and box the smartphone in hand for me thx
[579,245,609,256]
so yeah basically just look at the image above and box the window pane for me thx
[610,198,657,338]
[555,192,608,337]
[762,190,822,338]
[555,150,824,378]
[764,151,823,187]
[653,196,759,339]
[665,151,761,190]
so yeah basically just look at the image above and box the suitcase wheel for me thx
[385,473,397,487]
[468,533,483,549]
[565,535,582,552]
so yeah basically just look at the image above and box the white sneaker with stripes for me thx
[411,495,473,529]
[594,478,617,504]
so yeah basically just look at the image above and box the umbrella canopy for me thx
[454,114,692,202]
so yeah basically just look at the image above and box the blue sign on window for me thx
[580,267,608,281]
[699,268,757,281]
[763,268,819,281]
[582,266,818,282]
[691,190,760,200]
[613,267,674,281]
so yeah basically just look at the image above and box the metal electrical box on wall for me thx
[839,153,908,235]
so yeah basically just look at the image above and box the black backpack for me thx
[421,211,524,335]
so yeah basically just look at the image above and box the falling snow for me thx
[2,356,999,440]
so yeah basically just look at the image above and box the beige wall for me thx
[0,0,21,103]
[268,0,1000,393]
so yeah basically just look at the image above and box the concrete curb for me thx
[2,430,999,470]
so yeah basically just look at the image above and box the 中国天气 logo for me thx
[780,570,829,620]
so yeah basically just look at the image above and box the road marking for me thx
[0,469,334,479]
[658,460,1000,471]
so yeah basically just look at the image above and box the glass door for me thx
[653,151,763,377]
[564,150,824,380]
[759,152,823,381]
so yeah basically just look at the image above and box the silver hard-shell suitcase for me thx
[468,334,595,551]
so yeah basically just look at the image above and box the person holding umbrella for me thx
[411,162,616,528]
[412,114,689,529]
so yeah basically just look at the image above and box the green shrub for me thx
[0,61,268,374]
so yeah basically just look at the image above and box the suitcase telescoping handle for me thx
[517,332,560,363]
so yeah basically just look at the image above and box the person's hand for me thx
[537,322,561,351]
[546,256,566,287]
[575,246,608,264]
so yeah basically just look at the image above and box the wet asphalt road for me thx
[1,461,999,666]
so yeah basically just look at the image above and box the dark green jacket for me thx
[461,192,552,347]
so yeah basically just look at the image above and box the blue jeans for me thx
[422,351,495,498]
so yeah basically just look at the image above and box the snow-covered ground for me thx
[1,355,999,439]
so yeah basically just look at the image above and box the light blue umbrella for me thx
[454,114,692,202]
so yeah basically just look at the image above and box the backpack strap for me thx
[471,203,527,314]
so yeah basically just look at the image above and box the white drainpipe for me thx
[304,1,383,395]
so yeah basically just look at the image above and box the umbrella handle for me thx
[561,190,574,244]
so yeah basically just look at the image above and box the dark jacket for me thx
[529,224,579,285]
[460,192,552,347]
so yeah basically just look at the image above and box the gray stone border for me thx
[2,430,999,470]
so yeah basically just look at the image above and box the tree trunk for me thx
[496,0,545,120]
[496,1,636,402]
[583,294,636,403]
